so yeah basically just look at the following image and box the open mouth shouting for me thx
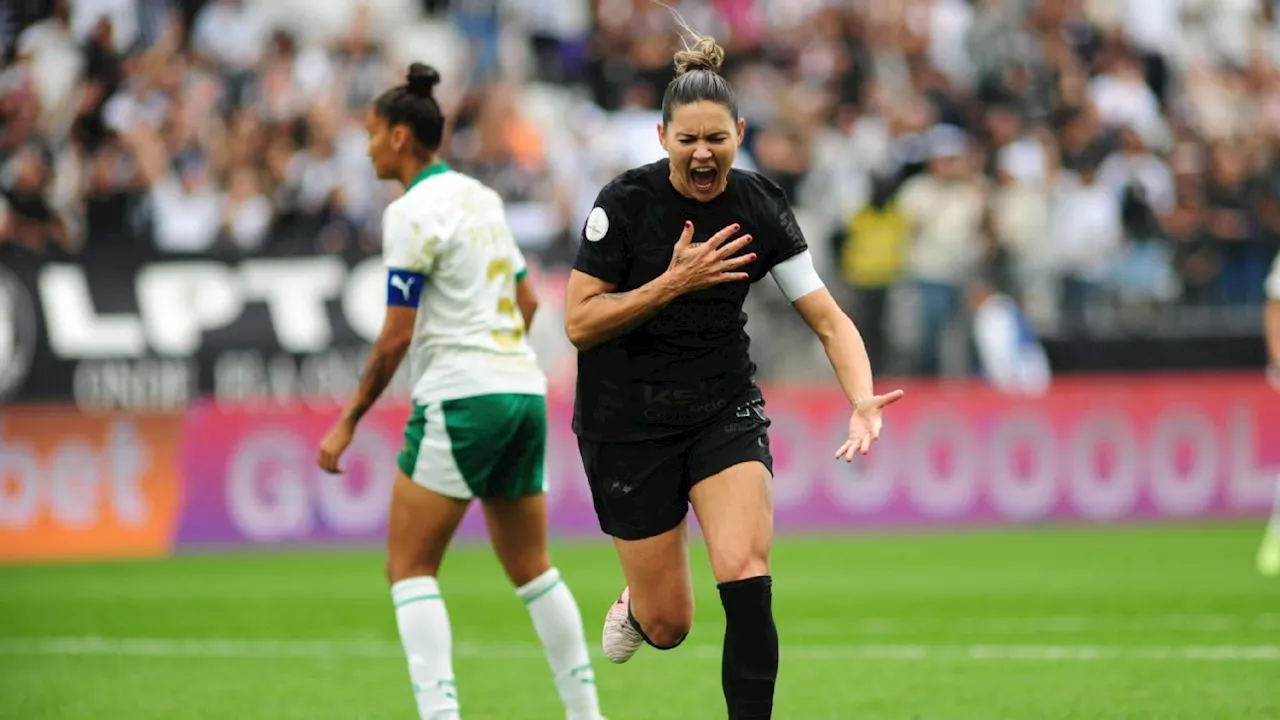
[690,166,718,194]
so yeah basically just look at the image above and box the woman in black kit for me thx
[564,22,905,720]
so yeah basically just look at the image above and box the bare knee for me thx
[613,521,695,647]
[709,546,770,584]
[386,557,441,586]
[631,600,694,648]
[691,462,774,584]
[385,471,468,587]
[481,497,552,588]
[636,613,693,649]
[500,553,552,588]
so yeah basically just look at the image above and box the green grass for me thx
[2,523,1278,719]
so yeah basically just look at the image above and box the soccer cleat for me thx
[1258,528,1280,577]
[602,587,643,664]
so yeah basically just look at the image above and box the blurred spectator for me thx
[1205,141,1268,305]
[71,0,139,55]
[0,142,70,253]
[191,0,267,107]
[14,0,81,131]
[1099,125,1174,217]
[1166,166,1220,305]
[129,127,222,254]
[990,135,1054,320]
[0,0,1276,381]
[1048,148,1123,334]
[897,124,988,375]
[967,270,1052,397]
[835,174,909,374]
[451,83,566,253]
[1100,125,1179,306]
[221,164,272,252]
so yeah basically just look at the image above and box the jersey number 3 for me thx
[487,258,524,349]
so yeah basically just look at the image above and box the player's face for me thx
[659,100,745,203]
[364,110,410,181]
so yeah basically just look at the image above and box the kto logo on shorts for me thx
[0,266,38,402]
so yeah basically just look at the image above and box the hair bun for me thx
[673,35,725,76]
[406,63,441,98]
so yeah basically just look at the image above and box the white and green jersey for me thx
[382,162,546,405]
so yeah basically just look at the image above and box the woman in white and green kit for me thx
[317,62,605,720]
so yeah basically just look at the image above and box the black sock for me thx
[718,576,778,719]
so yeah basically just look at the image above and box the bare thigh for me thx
[689,460,774,583]
[481,494,552,587]
[612,520,695,647]
[385,470,471,585]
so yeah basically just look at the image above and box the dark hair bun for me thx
[406,63,441,98]
[673,35,725,76]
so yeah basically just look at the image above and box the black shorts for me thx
[577,390,773,541]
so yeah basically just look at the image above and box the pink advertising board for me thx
[172,374,1280,549]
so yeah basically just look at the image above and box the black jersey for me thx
[571,159,809,442]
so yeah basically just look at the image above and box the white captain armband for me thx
[769,250,825,302]
[387,269,425,307]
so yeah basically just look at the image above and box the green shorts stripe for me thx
[397,393,547,500]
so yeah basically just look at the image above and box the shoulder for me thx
[397,174,472,219]
[452,172,505,209]
[729,169,806,244]
[898,173,931,194]
[896,174,934,206]
[383,193,413,224]
[730,168,795,221]
[727,168,790,208]
[591,161,664,225]
[382,190,440,242]
[602,161,666,202]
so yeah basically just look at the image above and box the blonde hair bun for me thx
[673,34,725,76]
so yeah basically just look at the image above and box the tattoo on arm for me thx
[344,348,401,424]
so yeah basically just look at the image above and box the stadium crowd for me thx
[2,0,1278,377]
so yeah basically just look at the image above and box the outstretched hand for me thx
[835,389,906,462]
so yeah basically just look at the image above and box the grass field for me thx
[2,522,1278,719]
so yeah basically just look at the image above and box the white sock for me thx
[518,568,601,720]
[392,577,460,720]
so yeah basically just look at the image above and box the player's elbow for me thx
[564,273,618,351]
[378,338,412,359]
[519,296,539,330]
[564,316,595,351]
[376,328,413,356]
[516,279,539,329]
[564,306,603,352]
[808,305,856,346]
